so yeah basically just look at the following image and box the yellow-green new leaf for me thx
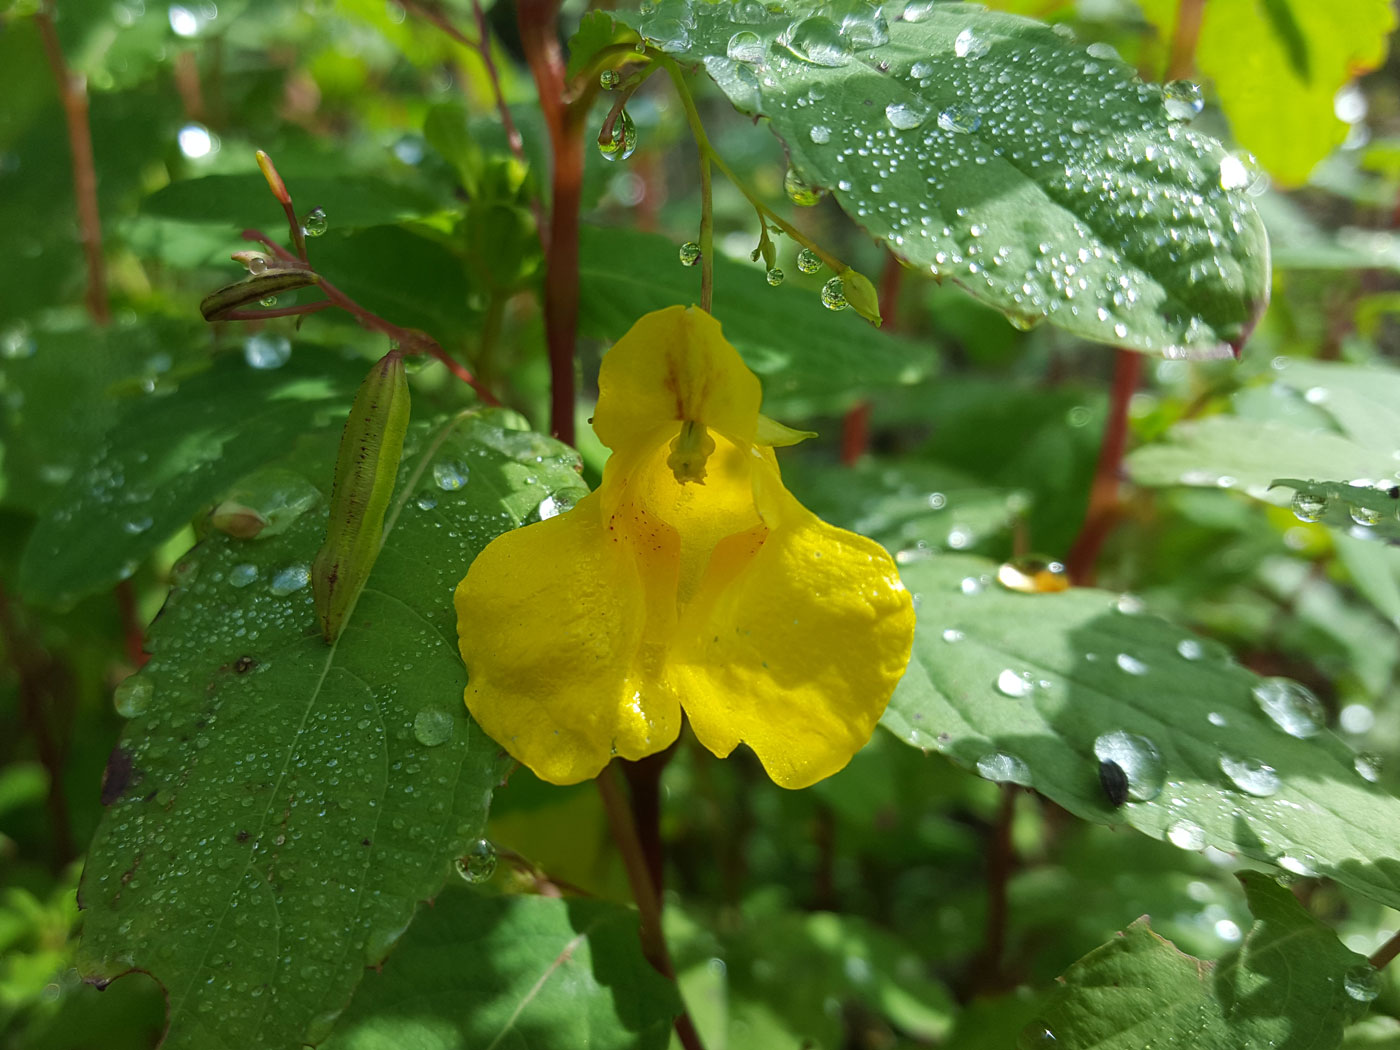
[312,350,411,642]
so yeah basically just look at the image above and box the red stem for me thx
[36,7,109,326]
[1065,349,1143,585]
[840,253,904,466]
[115,580,149,669]
[1166,0,1206,81]
[518,0,581,445]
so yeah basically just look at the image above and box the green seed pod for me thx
[200,268,320,320]
[312,350,411,643]
[840,267,882,327]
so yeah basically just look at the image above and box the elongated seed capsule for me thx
[200,269,320,320]
[312,350,411,643]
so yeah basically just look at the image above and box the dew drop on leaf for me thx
[953,28,989,59]
[455,839,497,883]
[1167,819,1206,850]
[113,676,153,718]
[1345,964,1380,1002]
[781,15,851,67]
[726,29,763,63]
[1093,730,1165,801]
[433,461,470,490]
[1290,490,1327,522]
[412,707,454,747]
[885,100,931,130]
[1355,752,1382,782]
[975,751,1032,786]
[995,668,1033,698]
[936,102,981,134]
[1251,677,1324,738]
[228,563,259,589]
[809,124,831,144]
[1162,79,1204,121]
[269,564,310,596]
[1219,753,1281,797]
[784,167,825,206]
[1349,502,1382,527]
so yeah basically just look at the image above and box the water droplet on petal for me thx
[1167,819,1205,850]
[820,276,847,311]
[678,241,702,266]
[114,676,153,718]
[784,167,825,206]
[1093,730,1165,801]
[598,108,638,162]
[1251,677,1324,738]
[976,751,1032,786]
[455,839,497,883]
[412,707,454,747]
[1219,753,1281,797]
[765,266,785,286]
[1162,79,1204,121]
[796,248,823,274]
[303,207,327,237]
[433,461,470,490]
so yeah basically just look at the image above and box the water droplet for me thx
[885,99,932,130]
[455,839,497,883]
[433,461,470,490]
[796,248,822,274]
[1345,964,1380,1002]
[1350,502,1382,527]
[1355,752,1382,782]
[1219,150,1269,195]
[1277,852,1318,877]
[269,564,310,596]
[1162,79,1203,121]
[599,69,622,90]
[996,557,1068,594]
[302,207,327,237]
[412,707,454,747]
[995,669,1034,698]
[1115,594,1145,615]
[1177,638,1204,660]
[942,628,964,643]
[228,563,259,588]
[1167,819,1206,850]
[246,255,269,276]
[1290,490,1327,522]
[937,103,981,134]
[1093,730,1165,801]
[1251,677,1324,738]
[1219,753,1281,797]
[953,28,989,59]
[765,267,785,286]
[726,29,764,63]
[976,751,1032,786]
[820,276,847,311]
[114,676,153,718]
[809,124,831,144]
[784,167,825,207]
[1085,41,1120,61]
[1018,1024,1057,1047]
[123,516,154,535]
[415,493,438,511]
[678,241,702,266]
[537,495,565,520]
[0,323,36,359]
[598,109,638,162]
[259,295,278,308]
[900,0,936,22]
[244,333,292,370]
[782,15,851,67]
[1115,652,1149,675]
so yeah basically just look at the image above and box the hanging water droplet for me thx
[433,461,470,490]
[259,295,278,308]
[1093,730,1165,801]
[765,267,785,286]
[726,29,764,63]
[784,167,825,206]
[678,241,702,266]
[820,276,847,311]
[809,124,831,144]
[1167,819,1205,850]
[302,207,327,237]
[1345,964,1380,1002]
[455,839,497,883]
[885,100,932,130]
[937,103,981,134]
[796,248,822,274]
[996,557,1068,594]
[1219,753,1281,797]
[1251,677,1324,738]
[599,69,622,90]
[269,563,310,596]
[1290,490,1327,523]
[244,333,292,370]
[412,707,454,747]
[1355,752,1382,782]
[228,563,259,588]
[1162,80,1204,121]
[782,15,851,66]
[598,109,638,162]
[1349,502,1382,527]
[976,751,1032,786]
[995,669,1034,698]
[114,676,153,718]
[953,27,989,59]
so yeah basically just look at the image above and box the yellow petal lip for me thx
[455,305,916,789]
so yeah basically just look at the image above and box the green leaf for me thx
[322,892,680,1050]
[620,1,1269,357]
[1018,873,1373,1049]
[566,10,642,82]
[576,225,932,417]
[1193,0,1394,186]
[17,352,365,608]
[76,410,589,1050]
[1270,479,1400,545]
[882,553,1400,911]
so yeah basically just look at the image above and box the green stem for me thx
[656,55,846,276]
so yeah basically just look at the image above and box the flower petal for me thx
[454,491,682,785]
[673,471,916,789]
[592,305,761,451]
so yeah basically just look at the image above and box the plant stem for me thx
[841,252,903,464]
[35,6,109,325]
[1166,0,1206,81]
[596,765,706,1050]
[1370,929,1400,970]
[518,0,580,445]
[1065,349,1143,585]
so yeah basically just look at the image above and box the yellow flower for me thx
[453,306,915,789]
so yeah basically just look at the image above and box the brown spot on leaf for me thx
[233,655,257,674]
[100,746,136,806]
